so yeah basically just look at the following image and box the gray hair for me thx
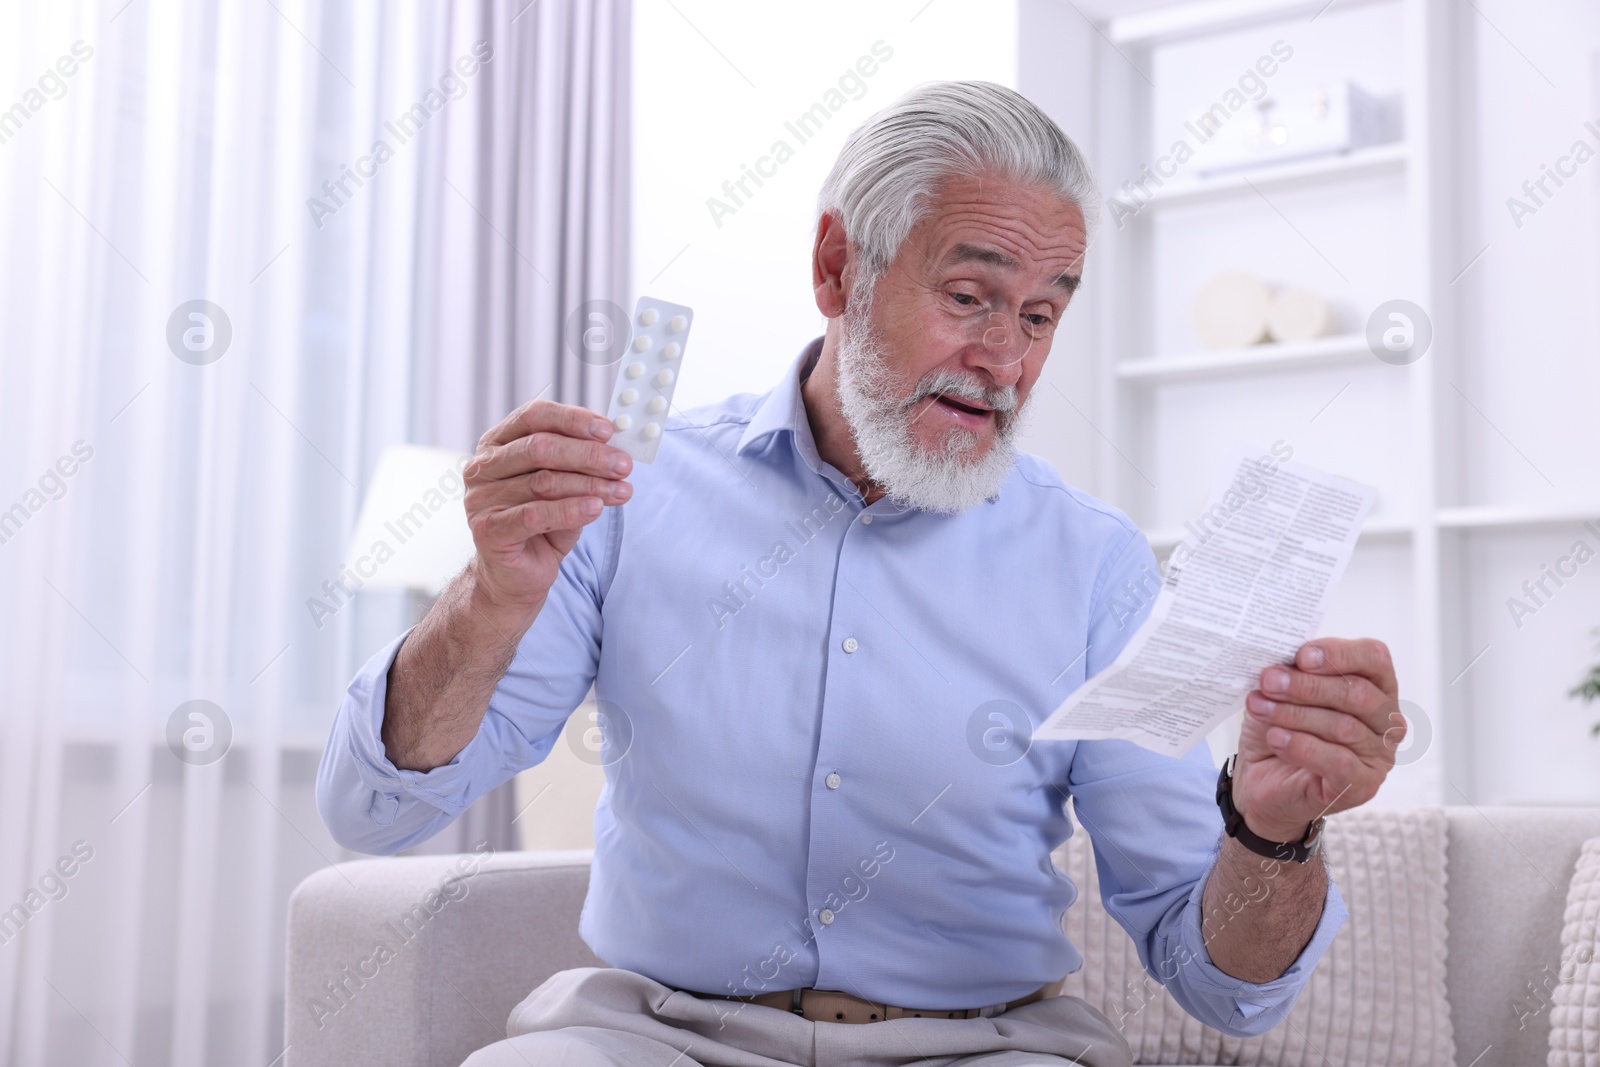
[818,80,1098,297]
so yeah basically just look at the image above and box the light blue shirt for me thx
[318,338,1346,1035]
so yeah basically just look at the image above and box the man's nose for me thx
[973,311,1027,384]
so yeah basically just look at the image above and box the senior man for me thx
[318,81,1404,1067]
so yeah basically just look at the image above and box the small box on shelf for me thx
[1193,80,1396,176]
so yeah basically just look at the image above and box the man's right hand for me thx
[463,398,634,611]
[378,399,633,773]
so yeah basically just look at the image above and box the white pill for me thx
[654,369,675,387]
[648,396,666,413]
[642,422,661,439]
[613,414,632,430]
[625,361,645,378]
[668,315,687,333]
[632,335,652,353]
[619,388,638,406]
[660,342,681,360]
[639,308,659,326]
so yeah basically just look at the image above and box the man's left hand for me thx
[1232,637,1404,843]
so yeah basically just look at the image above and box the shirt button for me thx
[825,772,841,789]
[860,514,873,525]
[819,908,835,925]
[842,637,859,654]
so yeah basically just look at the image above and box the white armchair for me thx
[286,807,1600,1067]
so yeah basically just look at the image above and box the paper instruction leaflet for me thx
[1034,444,1377,757]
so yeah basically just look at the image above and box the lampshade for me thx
[343,444,476,595]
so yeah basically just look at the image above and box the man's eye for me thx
[951,292,979,306]
[1026,313,1052,327]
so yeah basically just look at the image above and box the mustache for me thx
[904,367,1019,415]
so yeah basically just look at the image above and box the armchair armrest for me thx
[286,849,601,1067]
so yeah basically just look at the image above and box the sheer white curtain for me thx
[0,1,630,1063]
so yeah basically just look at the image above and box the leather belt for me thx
[696,983,1053,1024]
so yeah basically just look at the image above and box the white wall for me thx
[1453,0,1600,802]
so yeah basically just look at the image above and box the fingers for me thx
[469,429,633,484]
[470,496,607,547]
[1258,726,1369,799]
[477,399,612,451]
[1378,702,1410,755]
[1259,656,1391,735]
[464,398,638,560]
[1295,637,1398,698]
[1245,691,1385,758]
[471,469,632,511]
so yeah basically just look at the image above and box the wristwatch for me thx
[1215,754,1325,863]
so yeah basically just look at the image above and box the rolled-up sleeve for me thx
[1167,857,1347,1034]
[316,508,614,855]
[1065,525,1347,1037]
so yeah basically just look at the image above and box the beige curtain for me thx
[0,0,630,1062]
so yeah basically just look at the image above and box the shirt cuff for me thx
[339,627,495,820]
[1172,853,1348,1030]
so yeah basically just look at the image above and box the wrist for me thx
[1216,756,1325,863]
[1241,812,1315,844]
[463,558,546,630]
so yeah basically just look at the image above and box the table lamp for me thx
[344,444,476,620]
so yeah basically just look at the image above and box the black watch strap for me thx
[1215,755,1324,863]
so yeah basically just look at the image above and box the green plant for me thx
[1570,626,1600,738]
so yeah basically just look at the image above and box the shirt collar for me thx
[735,335,825,467]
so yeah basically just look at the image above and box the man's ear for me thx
[812,210,852,319]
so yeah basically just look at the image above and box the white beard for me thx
[833,294,1029,515]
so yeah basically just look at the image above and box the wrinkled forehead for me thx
[909,175,1088,289]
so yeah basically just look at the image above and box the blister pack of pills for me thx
[604,296,693,463]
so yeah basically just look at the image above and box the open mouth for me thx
[932,393,992,418]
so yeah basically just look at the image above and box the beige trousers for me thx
[461,966,1135,1067]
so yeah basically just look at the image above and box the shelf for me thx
[1141,507,1600,552]
[1108,0,1393,45]
[1146,515,1413,551]
[1116,333,1372,384]
[1438,504,1600,531]
[1135,142,1408,210]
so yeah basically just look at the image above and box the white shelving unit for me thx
[1139,141,1408,208]
[1115,332,1373,383]
[1144,514,1415,553]
[1087,0,1463,803]
[1437,504,1600,531]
